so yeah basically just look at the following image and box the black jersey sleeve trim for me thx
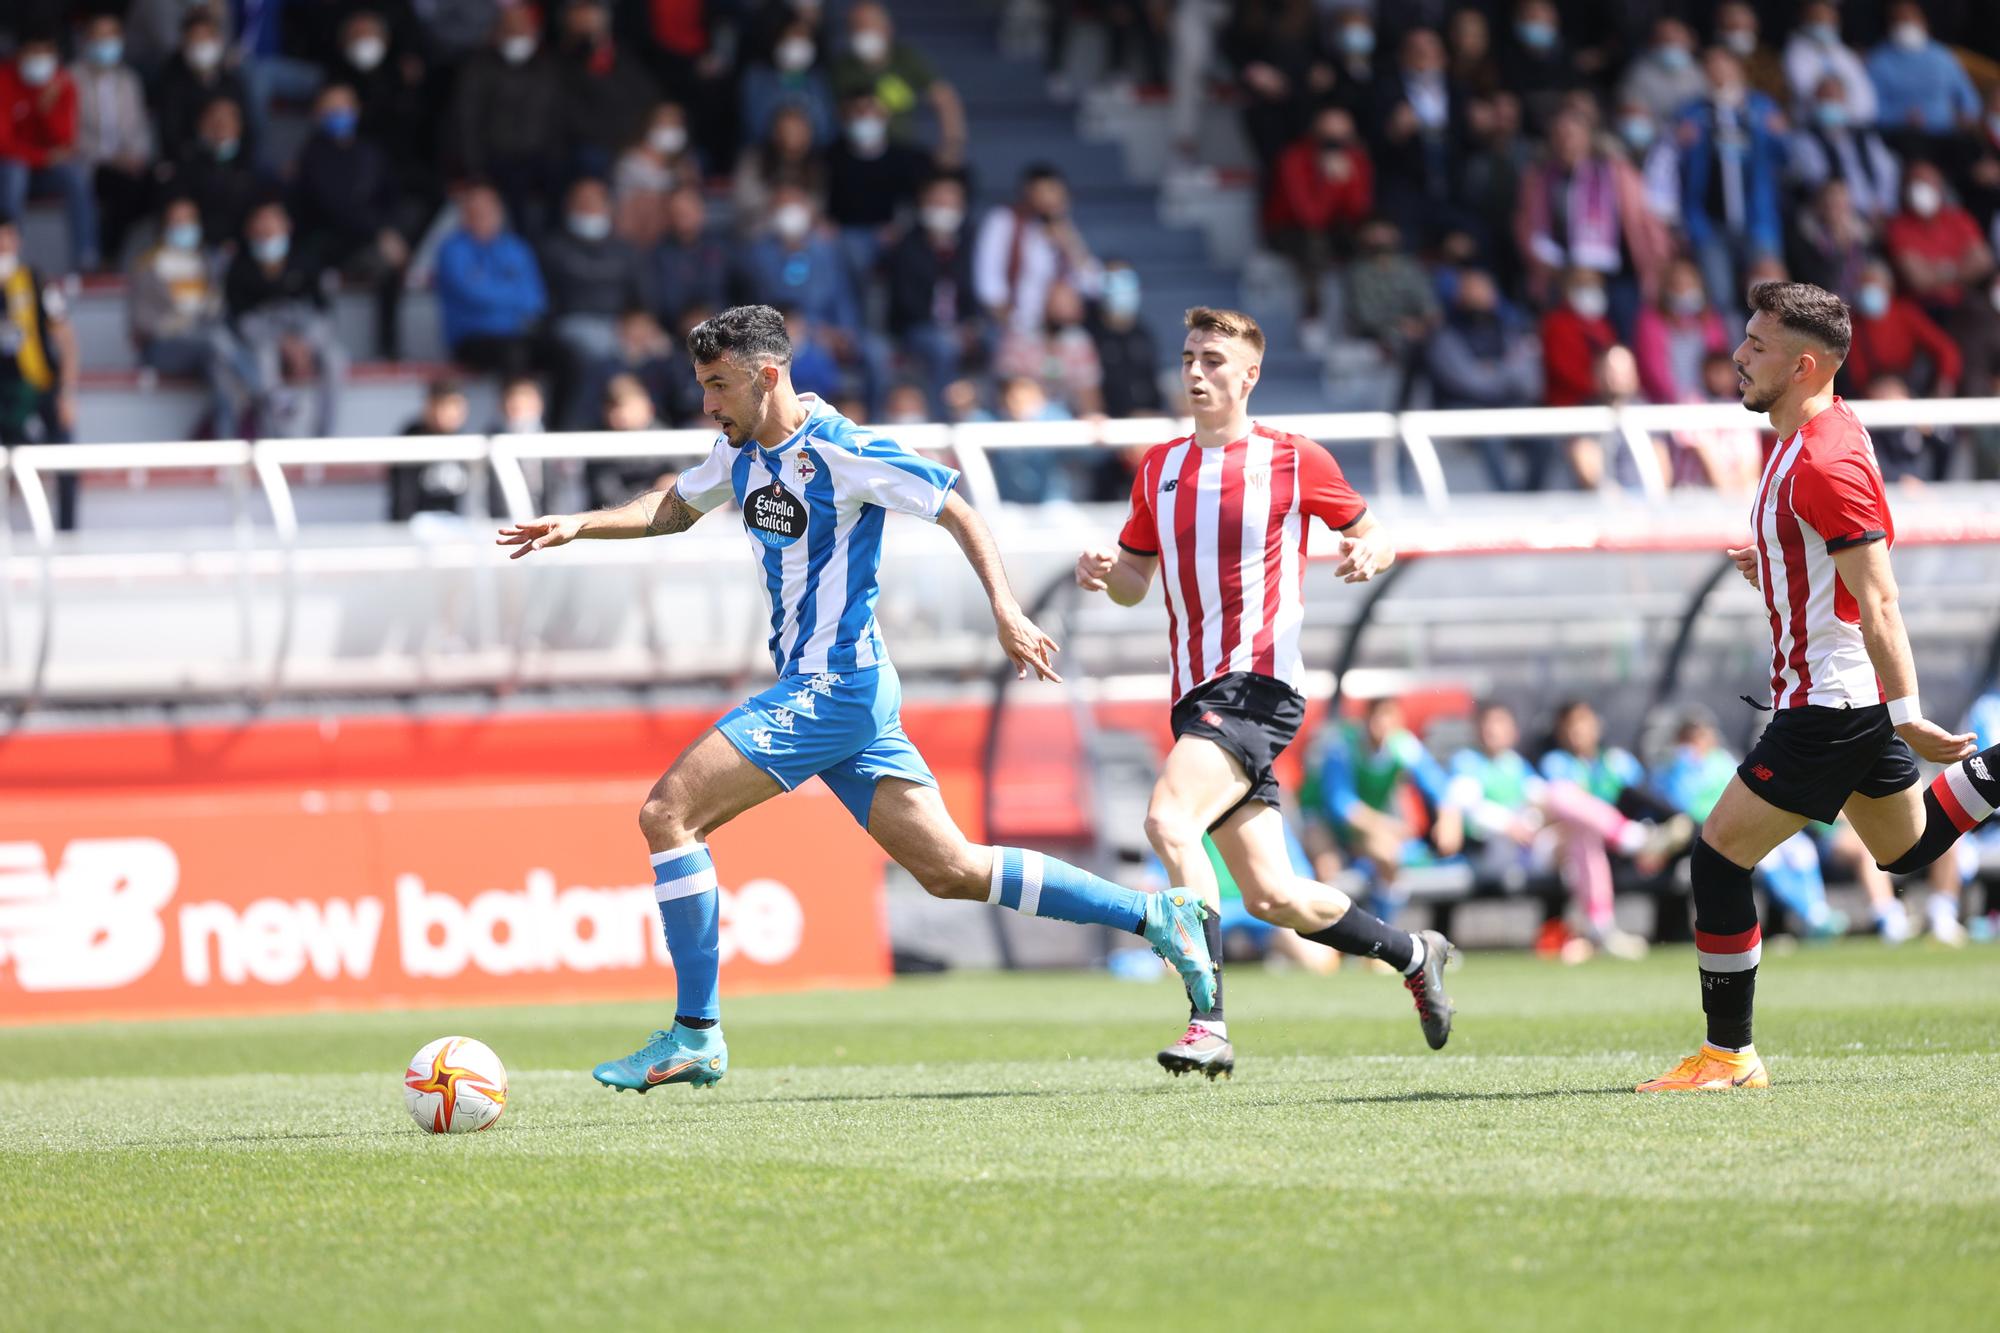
[1118,541,1159,557]
[1335,505,1369,532]
[1824,530,1886,552]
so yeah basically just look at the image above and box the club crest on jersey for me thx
[795,454,817,484]
[748,478,807,549]
[1244,467,1270,489]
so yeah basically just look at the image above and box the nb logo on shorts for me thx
[1200,711,1222,727]
[1973,756,1992,783]
[1750,764,1775,782]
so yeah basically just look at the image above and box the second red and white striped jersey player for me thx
[1751,396,1895,710]
[1116,423,1367,702]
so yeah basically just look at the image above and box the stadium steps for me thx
[70,361,481,443]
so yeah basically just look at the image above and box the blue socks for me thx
[652,843,721,1024]
[988,846,1146,934]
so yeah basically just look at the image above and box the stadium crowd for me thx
[3,3,2000,499]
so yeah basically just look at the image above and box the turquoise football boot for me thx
[591,1022,728,1092]
[1142,891,1216,1012]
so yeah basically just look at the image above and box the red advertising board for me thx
[0,707,991,1025]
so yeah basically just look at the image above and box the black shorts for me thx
[1170,672,1307,830]
[1738,703,1920,824]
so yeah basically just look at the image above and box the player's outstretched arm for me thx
[495,487,702,559]
[1074,545,1157,606]
[1833,539,1977,764]
[1333,510,1395,584]
[937,491,1062,682]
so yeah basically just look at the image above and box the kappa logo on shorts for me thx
[1750,764,1775,782]
[766,707,796,733]
[749,726,776,753]
[806,672,842,696]
[786,686,818,718]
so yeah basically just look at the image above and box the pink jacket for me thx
[1632,307,1729,404]
[1514,152,1672,304]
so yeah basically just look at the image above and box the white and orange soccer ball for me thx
[403,1036,508,1134]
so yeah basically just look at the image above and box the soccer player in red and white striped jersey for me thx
[1638,281,2000,1092]
[1076,307,1458,1080]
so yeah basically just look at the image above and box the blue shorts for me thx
[714,664,937,828]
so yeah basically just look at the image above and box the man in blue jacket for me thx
[1679,47,1786,312]
[436,181,548,378]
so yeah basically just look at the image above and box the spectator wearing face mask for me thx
[1788,74,1902,224]
[558,0,659,180]
[1845,259,1962,399]
[224,199,344,438]
[128,194,253,436]
[449,6,564,237]
[1887,163,1995,323]
[1634,258,1729,405]
[1496,0,1581,135]
[1263,105,1373,353]
[612,102,700,248]
[995,278,1101,417]
[1713,2,1786,107]
[540,177,650,420]
[153,10,251,165]
[1089,261,1162,421]
[732,103,827,231]
[1866,3,1980,145]
[1368,29,1464,252]
[1541,268,1618,411]
[826,90,931,283]
[166,95,265,250]
[646,185,729,331]
[1611,98,1680,229]
[1783,1,1876,127]
[70,13,154,271]
[734,184,886,413]
[832,2,966,159]
[1618,18,1706,126]
[291,84,409,358]
[0,33,98,275]
[330,11,433,208]
[885,173,981,415]
[1678,48,1786,314]
[743,16,836,148]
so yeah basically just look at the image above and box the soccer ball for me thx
[403,1036,508,1134]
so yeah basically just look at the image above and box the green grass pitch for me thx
[4,942,1998,1331]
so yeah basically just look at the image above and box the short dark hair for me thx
[1020,162,1064,187]
[1748,280,1850,362]
[686,304,792,367]
[425,374,465,401]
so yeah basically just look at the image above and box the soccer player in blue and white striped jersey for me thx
[498,304,1214,1092]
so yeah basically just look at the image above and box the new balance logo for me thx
[1161,479,1178,493]
[1200,711,1222,727]
[1751,764,1775,782]
[1972,756,1991,783]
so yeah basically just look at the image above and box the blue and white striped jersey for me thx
[674,395,960,677]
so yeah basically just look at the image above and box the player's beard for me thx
[1740,372,1782,414]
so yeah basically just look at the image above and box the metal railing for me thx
[7,399,2000,720]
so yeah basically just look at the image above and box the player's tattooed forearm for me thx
[645,490,698,535]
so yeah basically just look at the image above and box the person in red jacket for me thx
[1846,259,1961,397]
[0,32,97,274]
[1540,267,1625,489]
[1263,106,1374,352]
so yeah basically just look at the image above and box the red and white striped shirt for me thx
[1118,424,1366,702]
[1752,397,1894,710]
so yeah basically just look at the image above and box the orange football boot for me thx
[1634,1043,1770,1092]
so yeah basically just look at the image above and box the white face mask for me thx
[1722,29,1757,57]
[850,30,889,63]
[347,36,387,71]
[18,53,57,86]
[1568,285,1608,320]
[845,116,887,152]
[773,204,812,240]
[649,125,687,154]
[920,205,962,235]
[776,38,815,72]
[1909,181,1942,217]
[500,35,537,65]
[568,212,611,241]
[0,253,17,280]
[1892,23,1927,50]
[187,38,223,71]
